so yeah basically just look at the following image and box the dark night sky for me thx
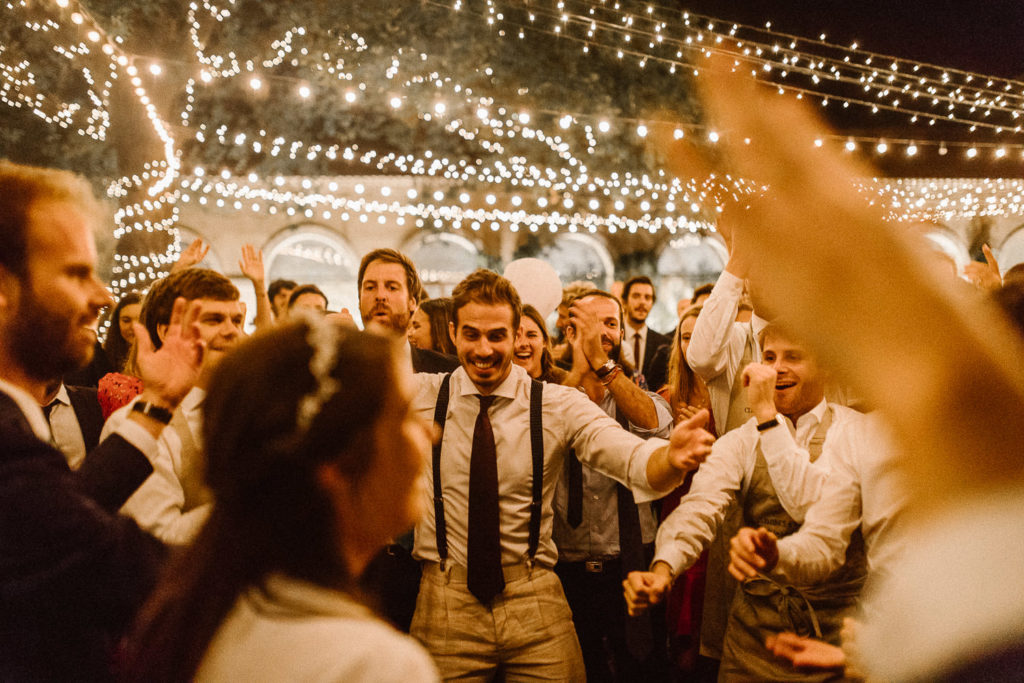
[678,1,1024,79]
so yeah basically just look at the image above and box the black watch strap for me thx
[131,401,174,425]
[756,416,780,432]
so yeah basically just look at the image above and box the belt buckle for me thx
[585,560,604,573]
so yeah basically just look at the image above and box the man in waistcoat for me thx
[624,322,868,681]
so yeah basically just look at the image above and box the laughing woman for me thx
[512,304,567,384]
[124,320,438,682]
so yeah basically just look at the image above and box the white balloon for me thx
[503,258,563,319]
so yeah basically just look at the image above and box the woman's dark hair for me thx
[521,304,566,384]
[419,297,455,355]
[102,291,143,372]
[124,321,397,682]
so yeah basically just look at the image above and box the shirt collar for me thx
[0,377,51,442]
[452,362,526,401]
[52,383,71,407]
[782,397,830,433]
[181,386,206,413]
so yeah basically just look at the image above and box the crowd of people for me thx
[3,62,1024,683]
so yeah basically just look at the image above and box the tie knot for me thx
[478,394,496,411]
[42,399,59,420]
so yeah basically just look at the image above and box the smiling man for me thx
[0,161,205,680]
[624,322,869,681]
[553,290,675,681]
[103,268,243,545]
[621,275,670,389]
[409,269,716,679]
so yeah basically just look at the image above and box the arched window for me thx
[652,234,728,332]
[264,224,360,316]
[997,224,1024,273]
[532,233,614,290]
[403,232,485,298]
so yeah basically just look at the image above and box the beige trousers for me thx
[411,562,585,681]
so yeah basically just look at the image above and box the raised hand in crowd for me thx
[727,526,779,581]
[170,238,209,273]
[963,243,1002,291]
[239,243,273,329]
[130,297,206,435]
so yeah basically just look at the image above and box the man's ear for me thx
[156,323,168,343]
[449,320,457,346]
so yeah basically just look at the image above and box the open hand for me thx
[729,526,779,580]
[133,297,206,407]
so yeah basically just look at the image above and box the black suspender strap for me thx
[431,375,545,569]
[432,373,452,568]
[527,379,544,565]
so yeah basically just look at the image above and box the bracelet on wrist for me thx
[594,359,618,379]
[131,400,174,425]
[600,365,623,385]
[756,416,780,432]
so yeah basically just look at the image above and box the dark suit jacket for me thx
[639,328,671,389]
[66,384,105,452]
[645,342,672,394]
[411,345,460,374]
[0,391,164,682]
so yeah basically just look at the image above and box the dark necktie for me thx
[618,483,654,658]
[613,409,654,659]
[467,394,503,604]
[41,400,58,446]
[633,332,642,375]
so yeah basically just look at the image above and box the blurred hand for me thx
[728,526,779,580]
[766,632,845,670]
[568,300,610,370]
[171,239,209,273]
[667,409,715,473]
[134,297,205,407]
[239,244,266,286]
[963,244,1002,291]
[742,363,778,422]
[623,565,673,616]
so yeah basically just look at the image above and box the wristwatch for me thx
[131,400,174,425]
[756,416,780,432]
[594,359,619,379]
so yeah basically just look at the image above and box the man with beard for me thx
[553,290,674,681]
[621,275,671,389]
[355,248,456,633]
[357,248,457,374]
[103,268,242,545]
[0,160,205,680]
[624,323,869,682]
[409,269,716,679]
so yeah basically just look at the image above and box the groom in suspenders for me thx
[408,269,717,680]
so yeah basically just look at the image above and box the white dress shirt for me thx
[0,377,156,460]
[103,386,212,544]
[552,388,674,560]
[859,486,1024,681]
[622,324,649,372]
[653,399,864,576]
[685,270,768,432]
[412,364,667,569]
[772,413,908,587]
[46,384,88,470]
[197,574,439,682]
